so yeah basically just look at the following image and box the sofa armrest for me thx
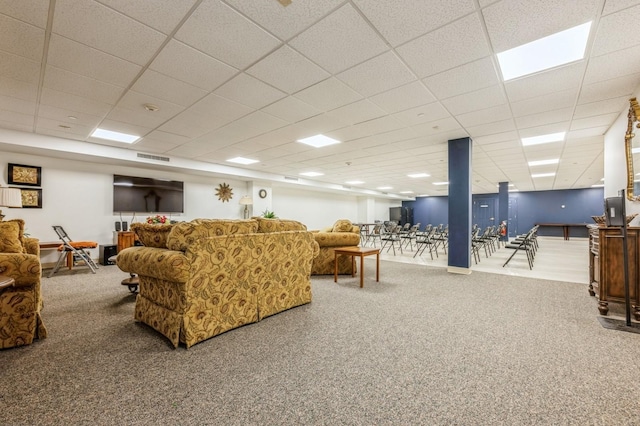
[0,253,41,286]
[313,232,360,247]
[116,246,190,283]
[24,238,40,256]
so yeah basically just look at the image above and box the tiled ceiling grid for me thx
[1,0,639,196]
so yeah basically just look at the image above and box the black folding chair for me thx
[48,226,99,277]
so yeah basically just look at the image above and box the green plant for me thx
[262,209,277,218]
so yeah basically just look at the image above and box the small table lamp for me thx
[0,187,22,221]
[239,195,253,219]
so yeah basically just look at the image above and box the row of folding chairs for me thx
[471,224,505,264]
[502,225,539,269]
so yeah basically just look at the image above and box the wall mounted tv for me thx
[113,175,184,213]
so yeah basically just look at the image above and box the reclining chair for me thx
[48,226,98,277]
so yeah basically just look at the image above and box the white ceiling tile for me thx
[369,81,436,114]
[337,51,417,97]
[95,0,197,34]
[396,14,490,78]
[105,106,173,129]
[578,73,640,104]
[39,87,112,116]
[294,78,362,112]
[214,73,286,109]
[584,44,640,84]
[573,97,628,119]
[0,50,40,84]
[0,95,35,116]
[465,119,516,138]
[35,126,86,141]
[52,0,166,65]
[483,0,601,52]
[0,76,37,101]
[423,57,499,100]
[325,100,386,126]
[353,0,475,47]
[226,0,344,41]
[411,116,464,136]
[296,113,349,136]
[150,40,238,91]
[0,0,50,28]
[0,108,34,126]
[37,103,102,128]
[131,137,184,154]
[0,13,44,61]
[35,116,93,137]
[246,45,330,94]
[116,90,185,120]
[457,104,512,128]
[592,3,640,56]
[472,131,519,145]
[602,0,640,15]
[261,96,320,123]
[189,93,252,124]
[131,69,207,107]
[175,0,280,69]
[441,85,507,115]
[289,4,388,74]
[505,62,585,103]
[518,122,570,139]
[570,112,620,130]
[47,34,142,87]
[43,65,123,104]
[515,108,573,129]
[392,102,452,126]
[157,111,212,139]
[510,89,578,117]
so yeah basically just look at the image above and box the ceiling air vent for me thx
[284,176,298,182]
[137,153,170,162]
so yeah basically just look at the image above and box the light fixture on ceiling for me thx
[300,171,324,177]
[144,103,159,112]
[408,173,430,178]
[532,172,556,178]
[90,128,140,143]
[377,186,393,190]
[497,21,592,81]
[591,184,605,188]
[399,191,414,194]
[345,180,364,185]
[521,132,566,146]
[432,182,449,185]
[227,157,259,165]
[528,159,559,167]
[297,134,341,148]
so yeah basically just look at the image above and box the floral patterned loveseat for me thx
[311,219,361,275]
[0,219,47,349]
[116,218,319,348]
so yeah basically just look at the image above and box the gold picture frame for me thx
[8,163,42,187]
[19,188,42,208]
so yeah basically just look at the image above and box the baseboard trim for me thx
[447,266,472,275]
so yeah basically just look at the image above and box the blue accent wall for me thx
[403,187,604,238]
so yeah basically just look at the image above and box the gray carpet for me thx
[2,261,640,425]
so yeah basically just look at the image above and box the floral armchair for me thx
[311,219,361,275]
[0,219,47,349]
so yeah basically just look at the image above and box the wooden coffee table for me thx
[334,246,380,288]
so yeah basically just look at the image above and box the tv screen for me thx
[113,175,184,213]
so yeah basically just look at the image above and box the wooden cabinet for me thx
[117,231,135,253]
[588,225,640,319]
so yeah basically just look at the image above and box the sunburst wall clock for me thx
[216,182,233,202]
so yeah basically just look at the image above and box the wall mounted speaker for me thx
[115,221,121,232]
[122,221,128,231]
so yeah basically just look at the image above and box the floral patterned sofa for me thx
[311,219,361,275]
[117,218,319,348]
[0,219,47,349]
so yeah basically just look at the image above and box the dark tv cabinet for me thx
[588,225,640,320]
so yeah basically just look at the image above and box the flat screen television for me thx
[113,174,184,213]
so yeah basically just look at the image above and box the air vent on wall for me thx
[137,153,170,162]
[284,176,298,182]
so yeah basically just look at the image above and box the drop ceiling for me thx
[1,0,639,197]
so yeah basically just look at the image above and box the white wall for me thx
[271,187,358,230]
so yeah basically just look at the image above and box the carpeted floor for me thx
[2,261,639,425]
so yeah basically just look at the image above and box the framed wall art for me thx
[8,163,42,187]
[20,188,42,208]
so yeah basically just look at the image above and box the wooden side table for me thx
[334,246,380,288]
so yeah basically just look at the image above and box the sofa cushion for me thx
[0,219,25,253]
[256,218,307,233]
[313,231,360,247]
[131,222,174,248]
[167,219,258,252]
[332,219,354,233]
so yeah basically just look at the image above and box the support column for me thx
[498,181,509,241]
[447,137,472,274]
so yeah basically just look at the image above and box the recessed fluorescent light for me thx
[591,184,605,187]
[433,182,449,185]
[528,158,559,167]
[91,128,139,143]
[297,134,341,148]
[345,180,364,185]
[227,157,259,165]
[531,172,555,178]
[300,172,324,177]
[497,21,592,81]
[509,189,520,192]
[496,184,515,187]
[399,191,414,194]
[408,173,430,178]
[377,186,393,190]
[633,147,640,154]
[521,132,566,146]
[417,194,430,197]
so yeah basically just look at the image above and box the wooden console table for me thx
[334,246,380,288]
[535,223,588,240]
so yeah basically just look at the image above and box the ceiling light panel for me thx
[227,157,259,165]
[300,171,324,177]
[497,22,592,81]
[408,173,430,178]
[528,159,560,166]
[90,128,140,143]
[531,172,556,178]
[522,132,566,146]
[297,134,341,148]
